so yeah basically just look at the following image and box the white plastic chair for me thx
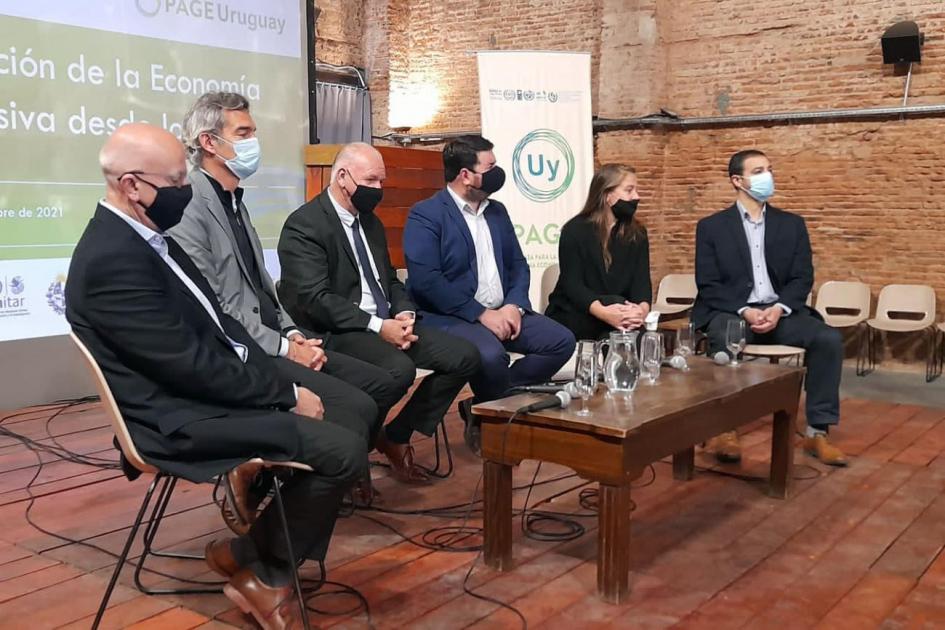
[865,284,939,382]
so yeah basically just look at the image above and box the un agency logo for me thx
[512,129,575,203]
[136,0,162,17]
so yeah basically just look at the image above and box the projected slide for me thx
[0,1,307,342]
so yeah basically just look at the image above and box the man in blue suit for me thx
[404,135,576,454]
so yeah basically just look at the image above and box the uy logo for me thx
[512,129,575,203]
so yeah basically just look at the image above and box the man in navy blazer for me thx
[693,149,846,466]
[404,135,576,454]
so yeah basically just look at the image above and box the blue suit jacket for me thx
[404,188,531,325]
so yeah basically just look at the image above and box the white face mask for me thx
[742,171,775,202]
[214,135,261,180]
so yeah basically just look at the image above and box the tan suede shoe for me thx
[707,431,742,463]
[803,434,848,467]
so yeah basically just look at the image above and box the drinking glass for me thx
[725,319,747,367]
[640,331,663,384]
[573,341,598,416]
[675,322,694,358]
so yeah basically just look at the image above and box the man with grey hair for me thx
[171,92,401,504]
[279,142,481,484]
[67,123,363,628]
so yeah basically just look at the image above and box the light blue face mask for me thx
[215,135,261,180]
[743,170,775,202]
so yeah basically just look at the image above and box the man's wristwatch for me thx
[517,306,525,316]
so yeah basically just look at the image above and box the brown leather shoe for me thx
[223,461,265,535]
[804,434,848,467]
[707,431,742,463]
[375,433,430,484]
[223,568,306,630]
[205,538,240,578]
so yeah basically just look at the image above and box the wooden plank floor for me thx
[2,394,945,629]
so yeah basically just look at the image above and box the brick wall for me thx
[315,0,364,66]
[327,0,945,369]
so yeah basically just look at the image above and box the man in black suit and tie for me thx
[171,91,400,505]
[278,143,480,484]
[693,149,846,466]
[66,123,365,629]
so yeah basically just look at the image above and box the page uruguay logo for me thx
[512,129,575,203]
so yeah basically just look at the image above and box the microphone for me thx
[713,351,731,365]
[662,355,689,370]
[519,390,572,413]
[511,384,567,394]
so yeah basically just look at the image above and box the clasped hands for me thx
[742,305,783,334]
[478,304,523,341]
[596,300,649,331]
[380,311,419,350]
[286,333,327,371]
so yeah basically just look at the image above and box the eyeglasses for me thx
[119,171,188,188]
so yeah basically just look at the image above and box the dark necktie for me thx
[351,218,390,319]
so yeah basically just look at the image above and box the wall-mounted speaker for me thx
[882,21,923,64]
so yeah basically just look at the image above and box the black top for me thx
[277,189,414,333]
[546,215,651,337]
[204,175,281,331]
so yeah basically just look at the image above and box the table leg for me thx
[673,447,695,481]
[484,459,513,571]
[597,482,631,603]
[769,408,795,499]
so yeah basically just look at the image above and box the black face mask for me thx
[130,174,193,232]
[472,165,506,196]
[611,198,639,223]
[351,184,383,214]
[343,172,384,214]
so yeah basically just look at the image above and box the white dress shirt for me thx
[327,190,387,333]
[446,186,504,309]
[101,200,249,362]
[736,200,791,316]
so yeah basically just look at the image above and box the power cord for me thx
[2,401,374,622]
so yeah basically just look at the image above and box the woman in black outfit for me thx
[546,164,652,340]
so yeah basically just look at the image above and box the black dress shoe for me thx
[458,398,481,457]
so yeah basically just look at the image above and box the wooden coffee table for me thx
[472,358,804,604]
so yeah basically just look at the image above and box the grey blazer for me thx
[169,168,296,356]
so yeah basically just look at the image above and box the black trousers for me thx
[273,350,402,448]
[179,410,366,587]
[705,310,843,427]
[328,324,481,443]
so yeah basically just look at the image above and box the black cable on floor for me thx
[4,400,376,618]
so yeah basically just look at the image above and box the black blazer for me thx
[66,206,297,479]
[692,204,815,330]
[278,190,415,333]
[546,215,652,328]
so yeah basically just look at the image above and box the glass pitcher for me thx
[598,330,641,396]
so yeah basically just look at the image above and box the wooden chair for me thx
[864,284,939,382]
[815,280,871,375]
[70,333,313,630]
[653,274,697,316]
[539,264,560,314]
[743,344,805,365]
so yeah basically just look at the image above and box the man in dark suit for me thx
[403,135,576,454]
[170,92,401,503]
[278,142,480,484]
[67,123,365,629]
[693,149,846,466]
